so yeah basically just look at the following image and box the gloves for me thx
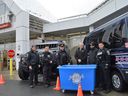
[105,64,109,69]
[29,66,32,70]
[38,65,41,68]
[78,59,81,63]
[50,61,52,64]
[68,63,70,65]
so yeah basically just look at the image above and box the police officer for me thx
[27,45,40,88]
[57,43,70,66]
[96,42,111,93]
[87,42,98,64]
[40,46,53,88]
[74,42,87,64]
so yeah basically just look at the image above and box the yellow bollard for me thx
[10,58,13,76]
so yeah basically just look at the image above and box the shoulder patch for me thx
[107,50,110,55]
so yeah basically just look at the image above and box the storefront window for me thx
[0,3,6,15]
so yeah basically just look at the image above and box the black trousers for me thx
[98,65,111,90]
[29,66,38,85]
[43,65,51,85]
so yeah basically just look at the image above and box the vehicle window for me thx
[126,17,128,37]
[109,19,126,48]
[89,29,104,44]
[102,26,113,46]
[86,29,105,49]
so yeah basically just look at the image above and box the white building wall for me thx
[43,0,128,33]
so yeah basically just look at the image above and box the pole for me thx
[10,58,13,76]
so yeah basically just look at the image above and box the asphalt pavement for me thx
[0,70,102,96]
[0,80,102,96]
[0,70,128,96]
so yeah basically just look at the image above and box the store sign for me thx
[0,14,11,29]
[0,23,11,29]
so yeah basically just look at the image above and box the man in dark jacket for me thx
[87,42,98,64]
[40,46,53,87]
[96,42,111,93]
[57,43,70,66]
[74,42,87,64]
[27,45,40,88]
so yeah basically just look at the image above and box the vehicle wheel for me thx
[18,68,29,80]
[112,71,125,91]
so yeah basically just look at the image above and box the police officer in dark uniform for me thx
[40,46,53,87]
[87,42,98,64]
[96,42,111,93]
[57,43,70,66]
[75,42,87,64]
[27,45,40,88]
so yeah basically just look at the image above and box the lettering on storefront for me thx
[0,13,12,29]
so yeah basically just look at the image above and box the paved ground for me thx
[0,70,101,96]
[0,69,128,96]
[0,80,102,96]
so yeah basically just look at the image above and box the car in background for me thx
[18,40,71,80]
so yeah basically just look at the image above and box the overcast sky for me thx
[37,0,106,19]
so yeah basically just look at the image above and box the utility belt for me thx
[30,60,37,66]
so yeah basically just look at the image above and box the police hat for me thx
[59,44,65,47]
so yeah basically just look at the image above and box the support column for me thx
[41,33,45,40]
[89,26,94,33]
[15,11,30,70]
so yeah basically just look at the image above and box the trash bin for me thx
[58,65,97,94]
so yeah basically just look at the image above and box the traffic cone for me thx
[77,84,84,96]
[0,74,5,85]
[53,76,61,91]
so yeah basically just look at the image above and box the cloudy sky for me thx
[37,0,106,19]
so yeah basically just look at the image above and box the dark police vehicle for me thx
[84,12,128,91]
[18,40,67,81]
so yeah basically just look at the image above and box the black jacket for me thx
[87,47,98,64]
[27,51,40,66]
[74,47,87,64]
[96,48,110,68]
[40,51,53,66]
[57,50,70,66]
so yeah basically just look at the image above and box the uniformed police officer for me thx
[74,42,87,64]
[40,46,53,88]
[87,42,98,64]
[57,43,70,66]
[27,45,40,88]
[96,42,111,93]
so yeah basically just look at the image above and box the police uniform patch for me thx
[48,55,50,58]
[42,54,44,57]
[97,52,102,56]
[107,50,110,55]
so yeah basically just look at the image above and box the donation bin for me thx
[58,65,96,94]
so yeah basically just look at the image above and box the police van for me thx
[36,40,60,53]
[84,12,128,91]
